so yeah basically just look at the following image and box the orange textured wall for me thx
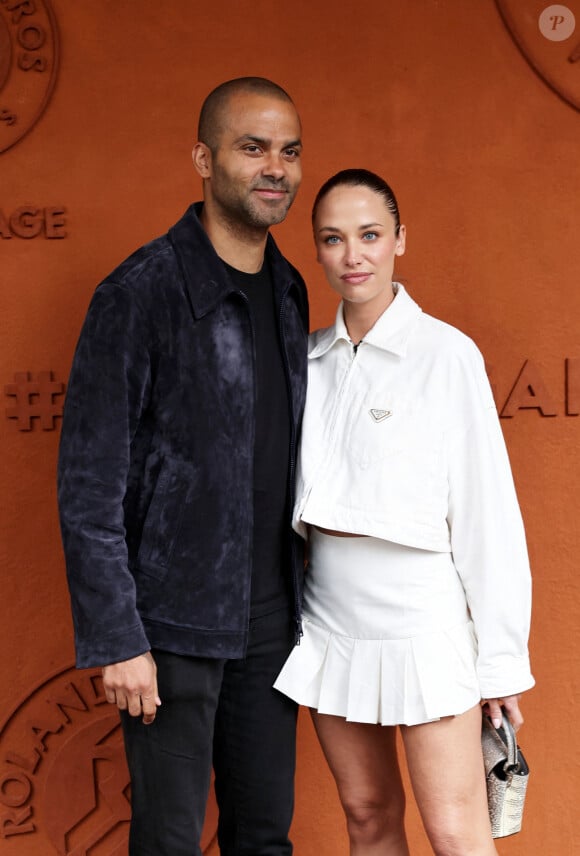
[1,1,579,853]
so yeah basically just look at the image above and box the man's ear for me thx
[192,142,212,179]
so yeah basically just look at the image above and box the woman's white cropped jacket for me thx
[294,284,534,698]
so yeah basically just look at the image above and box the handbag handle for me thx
[498,710,520,774]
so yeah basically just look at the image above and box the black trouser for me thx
[121,609,298,855]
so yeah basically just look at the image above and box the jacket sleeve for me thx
[446,344,534,699]
[58,281,152,668]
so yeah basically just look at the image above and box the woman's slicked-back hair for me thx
[312,169,401,235]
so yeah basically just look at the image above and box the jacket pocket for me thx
[136,456,196,579]
[347,407,412,468]
[346,401,443,495]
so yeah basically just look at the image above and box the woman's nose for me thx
[344,243,362,266]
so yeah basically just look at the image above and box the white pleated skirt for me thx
[274,530,481,725]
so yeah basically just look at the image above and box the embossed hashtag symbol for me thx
[5,371,65,430]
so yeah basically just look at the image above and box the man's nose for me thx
[262,152,286,179]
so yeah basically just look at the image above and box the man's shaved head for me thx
[197,77,295,152]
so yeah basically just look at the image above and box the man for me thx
[58,77,308,855]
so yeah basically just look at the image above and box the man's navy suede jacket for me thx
[58,203,309,669]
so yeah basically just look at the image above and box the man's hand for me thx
[102,651,161,724]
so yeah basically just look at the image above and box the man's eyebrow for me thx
[233,135,303,149]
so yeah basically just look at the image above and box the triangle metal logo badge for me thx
[369,409,392,422]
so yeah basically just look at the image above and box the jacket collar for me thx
[168,202,298,318]
[309,283,422,360]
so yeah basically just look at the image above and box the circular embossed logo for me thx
[0,0,59,154]
[496,0,580,110]
[0,666,218,854]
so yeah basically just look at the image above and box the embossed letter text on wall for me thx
[0,205,67,238]
[0,0,59,153]
[492,358,580,417]
[0,666,219,852]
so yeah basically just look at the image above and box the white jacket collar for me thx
[309,283,422,360]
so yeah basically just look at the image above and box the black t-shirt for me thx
[223,260,291,616]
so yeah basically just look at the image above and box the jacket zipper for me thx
[297,341,359,522]
[278,283,304,644]
[236,290,256,641]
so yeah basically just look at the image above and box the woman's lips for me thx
[341,272,372,283]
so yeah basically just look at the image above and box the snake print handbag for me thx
[481,709,530,838]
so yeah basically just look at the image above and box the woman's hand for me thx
[482,694,523,731]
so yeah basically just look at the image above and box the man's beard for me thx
[213,170,297,230]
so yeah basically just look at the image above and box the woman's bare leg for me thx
[311,710,410,855]
[401,704,497,856]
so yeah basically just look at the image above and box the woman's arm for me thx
[446,344,534,701]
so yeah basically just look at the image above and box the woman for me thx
[274,169,534,855]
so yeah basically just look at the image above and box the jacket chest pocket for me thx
[347,409,408,467]
[346,402,441,477]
